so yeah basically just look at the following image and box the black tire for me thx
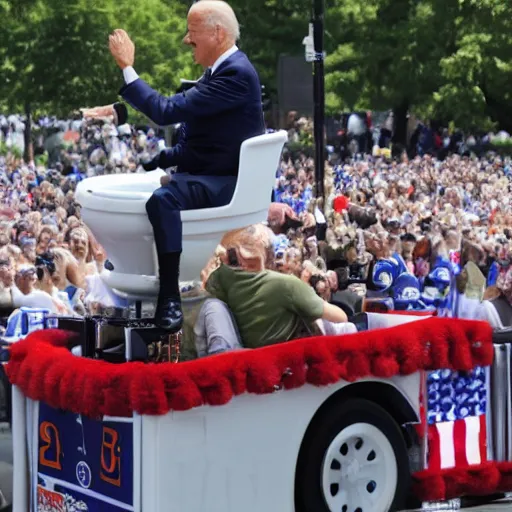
[295,398,410,512]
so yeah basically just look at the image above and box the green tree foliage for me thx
[433,0,512,131]
[229,0,310,91]
[3,0,117,116]
[0,0,197,118]
[324,0,512,132]
[1,0,511,135]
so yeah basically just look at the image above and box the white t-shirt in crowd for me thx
[11,286,59,313]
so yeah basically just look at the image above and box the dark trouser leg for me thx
[157,251,181,298]
[146,190,184,331]
[145,175,237,330]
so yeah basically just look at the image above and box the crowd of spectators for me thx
[0,114,166,320]
[269,114,512,332]
[1,112,512,352]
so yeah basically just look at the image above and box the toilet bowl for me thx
[75,130,288,298]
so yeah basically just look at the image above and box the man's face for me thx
[183,10,220,67]
[15,268,36,292]
[70,232,88,259]
[315,278,330,301]
[39,232,51,247]
[56,207,67,222]
[326,270,338,291]
[0,260,14,287]
[23,243,36,262]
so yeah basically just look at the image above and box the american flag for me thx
[426,367,487,470]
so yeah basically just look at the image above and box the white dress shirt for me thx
[210,45,238,74]
[122,45,239,85]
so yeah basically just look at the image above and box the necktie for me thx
[203,68,212,83]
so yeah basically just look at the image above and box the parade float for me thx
[3,130,512,512]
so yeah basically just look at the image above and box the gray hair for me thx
[192,0,240,41]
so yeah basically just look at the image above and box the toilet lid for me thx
[75,170,166,214]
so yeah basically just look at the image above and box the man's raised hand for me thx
[81,103,128,125]
[80,105,115,120]
[109,29,135,69]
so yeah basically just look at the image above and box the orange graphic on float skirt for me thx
[39,421,62,470]
[100,427,121,486]
[37,485,66,512]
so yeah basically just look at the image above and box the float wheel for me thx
[296,398,410,512]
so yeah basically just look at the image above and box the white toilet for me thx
[75,130,288,299]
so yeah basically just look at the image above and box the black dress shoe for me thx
[154,296,183,332]
[142,157,159,172]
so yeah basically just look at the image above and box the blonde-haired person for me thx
[2,245,22,269]
[197,224,350,355]
[26,211,42,232]
[36,225,58,255]
[48,247,87,314]
[275,247,302,277]
[50,247,85,290]
[0,257,15,312]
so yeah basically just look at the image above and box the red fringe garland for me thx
[5,317,492,418]
[412,461,512,501]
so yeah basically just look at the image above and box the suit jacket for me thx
[120,50,265,176]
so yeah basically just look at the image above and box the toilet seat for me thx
[76,130,288,297]
[78,170,166,214]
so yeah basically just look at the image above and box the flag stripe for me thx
[479,413,487,463]
[454,418,468,466]
[437,421,455,468]
[428,423,441,470]
[465,416,481,465]
[427,416,487,470]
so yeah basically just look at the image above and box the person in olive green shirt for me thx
[201,224,348,349]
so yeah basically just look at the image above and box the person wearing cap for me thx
[11,265,59,313]
[82,1,265,331]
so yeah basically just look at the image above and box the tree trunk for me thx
[392,101,409,147]
[23,102,34,164]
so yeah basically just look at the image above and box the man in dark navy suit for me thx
[83,0,265,331]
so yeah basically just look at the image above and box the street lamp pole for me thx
[312,0,325,208]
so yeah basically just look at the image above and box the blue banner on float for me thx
[36,402,134,511]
